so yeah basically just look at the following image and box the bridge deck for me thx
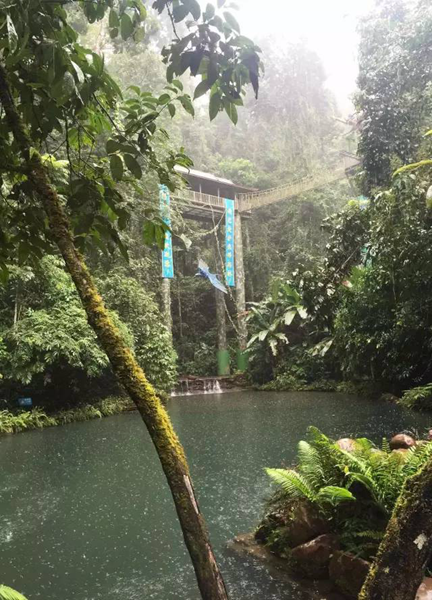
[172,156,360,218]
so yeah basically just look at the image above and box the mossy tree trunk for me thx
[359,460,432,600]
[0,65,228,600]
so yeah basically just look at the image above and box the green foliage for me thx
[0,396,131,434]
[333,174,432,387]
[98,272,177,392]
[246,279,308,362]
[0,258,175,397]
[356,0,432,193]
[0,0,261,278]
[398,384,432,410]
[0,586,28,600]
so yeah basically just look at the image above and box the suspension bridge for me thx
[162,151,361,376]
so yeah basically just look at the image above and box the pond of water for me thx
[0,391,429,599]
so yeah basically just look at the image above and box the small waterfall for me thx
[172,377,225,396]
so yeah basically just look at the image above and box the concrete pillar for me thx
[214,233,230,376]
[161,277,172,338]
[215,289,230,376]
[234,210,248,372]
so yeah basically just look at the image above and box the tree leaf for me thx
[106,139,121,155]
[109,9,120,27]
[224,102,238,125]
[110,155,124,181]
[173,4,189,22]
[203,3,215,20]
[183,0,201,20]
[120,13,134,40]
[178,95,195,116]
[194,79,212,100]
[123,154,142,179]
[209,93,221,121]
[143,220,155,246]
[223,11,240,32]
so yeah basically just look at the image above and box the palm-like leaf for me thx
[0,586,28,600]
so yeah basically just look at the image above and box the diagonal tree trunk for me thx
[359,459,432,600]
[0,64,228,600]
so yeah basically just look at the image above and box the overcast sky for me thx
[233,0,376,114]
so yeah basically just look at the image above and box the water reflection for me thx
[0,391,428,599]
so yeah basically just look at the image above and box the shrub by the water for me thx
[0,397,132,434]
[398,384,432,410]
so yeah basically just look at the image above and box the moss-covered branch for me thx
[0,63,228,600]
[359,460,432,600]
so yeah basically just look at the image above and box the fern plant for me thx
[266,427,432,521]
[0,586,28,600]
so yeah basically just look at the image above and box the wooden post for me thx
[234,209,248,371]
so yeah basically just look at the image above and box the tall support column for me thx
[234,210,248,371]
[214,233,230,376]
[215,289,230,376]
[161,277,172,339]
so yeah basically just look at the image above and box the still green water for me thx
[0,391,428,599]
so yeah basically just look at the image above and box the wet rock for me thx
[390,433,417,450]
[255,501,329,550]
[417,577,432,599]
[329,551,370,598]
[380,393,400,403]
[291,534,340,579]
[286,502,330,548]
[335,438,357,452]
[254,509,289,545]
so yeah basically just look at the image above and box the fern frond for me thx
[297,441,325,489]
[265,468,316,503]
[0,586,28,600]
[381,437,391,454]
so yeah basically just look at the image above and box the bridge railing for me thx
[238,166,348,212]
[172,188,239,212]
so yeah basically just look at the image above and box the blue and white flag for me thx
[159,185,174,279]
[225,198,235,287]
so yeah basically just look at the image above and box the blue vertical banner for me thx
[225,198,235,287]
[159,184,174,279]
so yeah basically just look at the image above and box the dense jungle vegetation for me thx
[2,0,432,598]
[1,0,432,407]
